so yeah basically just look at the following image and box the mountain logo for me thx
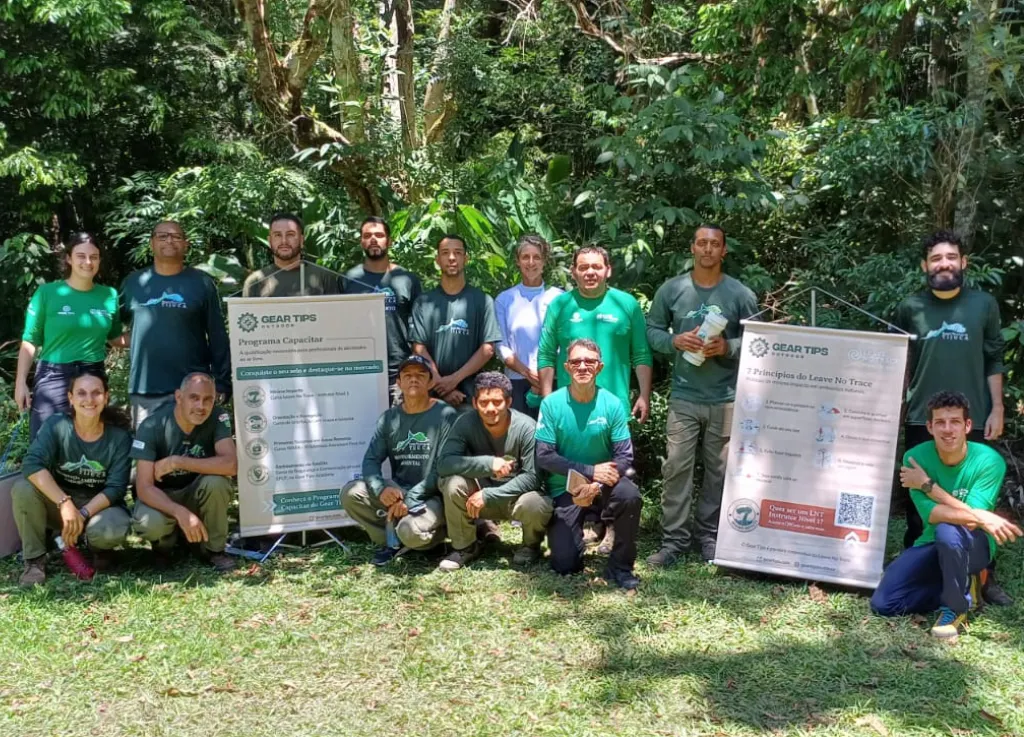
[685,303,723,320]
[142,291,187,308]
[727,498,760,533]
[395,431,430,452]
[922,321,969,341]
[437,318,469,335]
[237,312,259,333]
[59,455,105,475]
[184,444,207,459]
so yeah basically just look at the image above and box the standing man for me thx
[342,217,423,402]
[341,355,457,565]
[130,372,238,572]
[436,372,552,570]
[536,339,642,591]
[495,234,563,417]
[409,235,502,408]
[894,230,1009,604]
[242,212,340,297]
[646,224,759,565]
[537,246,652,423]
[870,391,1019,640]
[120,221,231,426]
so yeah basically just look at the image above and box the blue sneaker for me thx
[371,546,404,566]
[930,606,966,640]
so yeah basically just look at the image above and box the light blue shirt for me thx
[494,282,562,380]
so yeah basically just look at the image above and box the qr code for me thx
[835,491,874,530]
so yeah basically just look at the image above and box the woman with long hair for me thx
[494,234,563,418]
[12,368,132,586]
[14,233,122,439]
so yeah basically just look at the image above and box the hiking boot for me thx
[930,606,966,640]
[439,542,482,571]
[602,566,640,592]
[19,556,46,587]
[597,527,615,555]
[699,539,717,563]
[968,574,984,612]
[208,552,236,572]
[646,548,681,569]
[475,519,502,544]
[981,571,1013,606]
[371,546,404,566]
[512,545,541,566]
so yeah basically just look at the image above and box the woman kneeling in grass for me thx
[12,368,133,586]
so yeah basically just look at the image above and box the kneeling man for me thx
[536,339,642,590]
[341,355,457,565]
[871,391,1020,639]
[436,372,552,570]
[131,372,238,571]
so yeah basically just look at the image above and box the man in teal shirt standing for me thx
[646,224,758,565]
[871,391,1019,640]
[537,246,652,422]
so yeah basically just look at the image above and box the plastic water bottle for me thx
[55,536,95,581]
[682,311,730,366]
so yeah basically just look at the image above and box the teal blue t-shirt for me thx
[534,387,631,498]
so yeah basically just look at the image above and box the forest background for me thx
[1,0,1022,495]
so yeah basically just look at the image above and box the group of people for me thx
[9,214,1019,636]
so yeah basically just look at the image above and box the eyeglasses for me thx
[154,233,185,243]
[567,358,599,368]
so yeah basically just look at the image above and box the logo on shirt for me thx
[237,312,259,333]
[374,285,398,312]
[142,291,188,309]
[570,312,583,324]
[437,318,469,335]
[60,455,106,476]
[184,443,208,459]
[89,308,111,319]
[59,305,75,316]
[685,303,723,319]
[596,313,619,324]
[587,417,609,428]
[951,487,969,501]
[395,431,430,452]
[922,321,969,341]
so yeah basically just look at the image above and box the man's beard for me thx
[364,246,388,261]
[928,268,964,291]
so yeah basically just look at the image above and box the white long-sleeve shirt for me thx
[494,282,563,380]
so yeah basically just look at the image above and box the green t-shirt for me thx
[361,400,457,507]
[242,261,341,298]
[21,414,132,504]
[342,265,423,380]
[436,409,538,504]
[894,289,1004,427]
[646,273,759,404]
[906,441,1007,559]
[22,281,121,364]
[537,287,653,413]
[534,387,631,498]
[409,285,503,396]
[120,267,232,396]
[130,402,234,491]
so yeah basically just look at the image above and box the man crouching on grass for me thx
[535,339,642,591]
[871,391,1020,639]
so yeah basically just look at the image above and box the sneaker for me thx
[602,566,640,591]
[512,545,541,566]
[981,571,1014,607]
[968,574,984,612]
[19,556,46,587]
[930,606,967,640]
[208,552,236,572]
[597,527,615,555]
[438,542,482,571]
[646,548,680,568]
[475,519,502,544]
[371,546,403,566]
[699,539,717,563]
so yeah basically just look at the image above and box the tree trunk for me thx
[394,0,417,149]
[331,0,365,142]
[423,0,458,145]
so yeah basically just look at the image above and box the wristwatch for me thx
[921,479,935,495]
[79,506,92,521]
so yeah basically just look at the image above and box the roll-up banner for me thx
[715,321,909,588]
[226,294,388,537]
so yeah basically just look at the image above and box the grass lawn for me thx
[1,521,1022,737]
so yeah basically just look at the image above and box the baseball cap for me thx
[398,355,433,374]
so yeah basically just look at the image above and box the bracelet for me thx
[57,496,72,507]
[79,506,92,521]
